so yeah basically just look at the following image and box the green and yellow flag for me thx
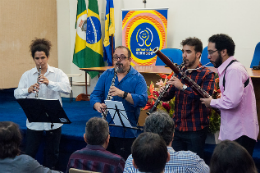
[73,0,88,69]
[73,0,104,78]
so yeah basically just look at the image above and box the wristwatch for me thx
[122,91,128,99]
[182,84,187,91]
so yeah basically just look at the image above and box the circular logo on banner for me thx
[130,23,160,60]
[122,10,167,66]
[86,17,102,44]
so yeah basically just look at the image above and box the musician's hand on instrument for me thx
[200,97,213,108]
[94,102,107,113]
[167,76,183,90]
[159,86,166,94]
[38,75,49,85]
[28,83,39,93]
[109,86,124,97]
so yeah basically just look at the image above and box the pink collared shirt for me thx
[210,57,259,141]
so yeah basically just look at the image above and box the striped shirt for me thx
[162,64,215,131]
[123,147,210,173]
[66,145,125,173]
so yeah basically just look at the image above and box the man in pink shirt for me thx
[200,34,259,156]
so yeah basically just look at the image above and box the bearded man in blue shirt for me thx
[90,46,148,160]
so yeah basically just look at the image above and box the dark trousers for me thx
[172,127,208,159]
[26,127,61,169]
[235,135,256,156]
[107,137,135,161]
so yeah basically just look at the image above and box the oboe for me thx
[35,66,41,98]
[101,67,118,119]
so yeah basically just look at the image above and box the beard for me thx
[212,54,223,68]
[116,62,124,73]
[184,57,196,68]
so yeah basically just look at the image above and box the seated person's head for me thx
[210,140,257,173]
[144,110,174,146]
[84,117,110,148]
[0,121,22,159]
[132,132,169,173]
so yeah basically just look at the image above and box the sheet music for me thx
[105,100,132,128]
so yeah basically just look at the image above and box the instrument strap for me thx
[223,60,249,91]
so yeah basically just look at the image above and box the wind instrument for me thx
[101,67,118,119]
[148,48,219,114]
[35,66,41,98]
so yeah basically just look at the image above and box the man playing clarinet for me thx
[90,46,148,160]
[159,37,215,159]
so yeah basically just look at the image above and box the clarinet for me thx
[101,67,118,119]
[35,66,41,98]
[146,62,184,115]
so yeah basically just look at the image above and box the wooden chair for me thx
[69,168,101,173]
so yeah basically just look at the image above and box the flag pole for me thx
[111,35,114,66]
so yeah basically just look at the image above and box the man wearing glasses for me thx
[90,46,148,160]
[201,34,259,156]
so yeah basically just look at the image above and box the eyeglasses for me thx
[113,55,127,61]
[208,50,218,55]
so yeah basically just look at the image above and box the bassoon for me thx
[147,47,217,115]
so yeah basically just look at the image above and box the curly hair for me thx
[208,34,235,56]
[0,122,22,159]
[144,110,174,146]
[29,38,52,58]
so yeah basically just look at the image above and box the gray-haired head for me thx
[144,110,175,146]
[85,117,109,145]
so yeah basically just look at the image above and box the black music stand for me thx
[16,98,71,128]
[105,100,139,130]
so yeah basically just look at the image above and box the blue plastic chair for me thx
[156,48,183,66]
[201,46,213,67]
[250,42,260,68]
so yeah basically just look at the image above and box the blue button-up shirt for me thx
[90,67,148,138]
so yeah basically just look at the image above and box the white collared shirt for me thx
[14,65,71,131]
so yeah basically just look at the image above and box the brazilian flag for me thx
[103,0,115,66]
[85,0,104,78]
[72,0,88,69]
[73,0,104,79]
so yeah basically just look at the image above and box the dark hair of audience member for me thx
[208,34,235,56]
[210,140,257,173]
[0,121,22,159]
[144,110,174,146]
[85,117,109,145]
[30,38,52,58]
[181,37,203,54]
[132,132,168,173]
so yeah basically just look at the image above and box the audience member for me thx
[0,121,60,173]
[210,140,257,173]
[66,117,125,173]
[131,132,169,173]
[124,110,209,173]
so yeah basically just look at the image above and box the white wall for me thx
[57,0,260,97]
